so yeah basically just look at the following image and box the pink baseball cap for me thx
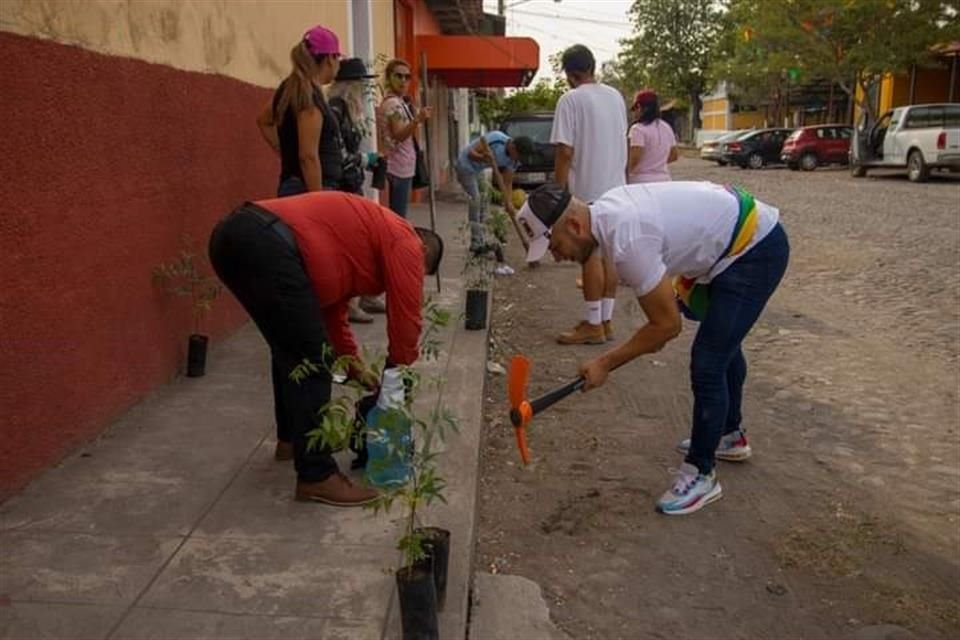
[303,25,341,57]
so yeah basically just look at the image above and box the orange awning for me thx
[416,35,539,88]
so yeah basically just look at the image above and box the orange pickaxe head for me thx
[508,355,533,464]
[508,355,590,465]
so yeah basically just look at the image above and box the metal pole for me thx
[420,50,441,293]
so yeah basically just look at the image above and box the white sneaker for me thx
[656,463,722,515]
[494,264,515,276]
[676,429,752,462]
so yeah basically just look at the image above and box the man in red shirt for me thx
[209,191,443,506]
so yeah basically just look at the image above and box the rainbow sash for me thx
[674,185,759,321]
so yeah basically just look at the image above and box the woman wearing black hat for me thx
[327,58,387,319]
[327,58,385,197]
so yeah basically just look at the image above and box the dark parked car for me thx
[781,124,852,171]
[499,111,555,188]
[721,127,794,169]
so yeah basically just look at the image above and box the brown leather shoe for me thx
[556,321,606,345]
[603,320,614,342]
[295,473,379,507]
[359,295,386,314]
[274,441,294,461]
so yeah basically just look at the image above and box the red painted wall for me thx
[0,32,276,500]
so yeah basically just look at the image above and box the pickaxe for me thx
[508,355,587,464]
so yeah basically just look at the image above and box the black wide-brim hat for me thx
[335,58,377,81]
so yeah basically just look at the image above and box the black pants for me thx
[208,203,337,482]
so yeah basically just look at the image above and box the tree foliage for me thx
[477,78,566,129]
[616,0,726,130]
[711,0,960,121]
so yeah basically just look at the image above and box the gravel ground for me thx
[475,157,960,640]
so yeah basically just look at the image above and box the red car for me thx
[781,124,853,171]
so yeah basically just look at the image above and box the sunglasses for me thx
[393,72,412,80]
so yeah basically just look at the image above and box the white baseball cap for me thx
[515,183,572,262]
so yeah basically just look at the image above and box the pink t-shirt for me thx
[379,94,417,179]
[627,120,677,184]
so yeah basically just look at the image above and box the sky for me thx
[481,0,635,85]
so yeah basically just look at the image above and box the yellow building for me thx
[854,43,959,120]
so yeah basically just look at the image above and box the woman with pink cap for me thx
[256,25,344,195]
[626,89,679,184]
[254,25,351,463]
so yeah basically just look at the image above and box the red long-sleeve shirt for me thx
[256,192,424,366]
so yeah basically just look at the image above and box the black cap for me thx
[527,182,571,227]
[511,136,536,156]
[516,182,572,262]
[335,58,377,81]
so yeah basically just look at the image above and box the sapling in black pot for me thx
[153,235,222,377]
[300,300,457,640]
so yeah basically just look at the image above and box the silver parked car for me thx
[700,130,751,165]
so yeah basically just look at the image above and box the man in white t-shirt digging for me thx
[516,182,790,515]
[550,44,628,345]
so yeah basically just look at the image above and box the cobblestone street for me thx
[476,158,960,639]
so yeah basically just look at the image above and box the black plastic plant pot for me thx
[396,561,439,640]
[186,334,208,378]
[465,289,488,330]
[416,527,451,611]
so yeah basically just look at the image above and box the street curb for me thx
[383,206,494,639]
[468,574,572,640]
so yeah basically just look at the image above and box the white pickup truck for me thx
[850,103,960,182]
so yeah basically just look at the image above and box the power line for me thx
[507,19,621,58]
[509,8,633,30]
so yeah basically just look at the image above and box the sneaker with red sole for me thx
[676,429,752,462]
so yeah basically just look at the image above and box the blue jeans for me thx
[456,168,485,249]
[388,174,412,218]
[685,223,790,474]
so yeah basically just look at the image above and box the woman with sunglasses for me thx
[256,25,344,196]
[378,59,432,218]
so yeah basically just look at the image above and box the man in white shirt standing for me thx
[516,182,790,515]
[550,44,628,345]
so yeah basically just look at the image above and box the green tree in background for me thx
[477,78,566,129]
[712,0,960,123]
[616,0,725,137]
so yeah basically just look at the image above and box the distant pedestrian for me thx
[255,25,345,196]
[456,131,535,275]
[378,59,432,218]
[627,89,679,184]
[550,44,628,346]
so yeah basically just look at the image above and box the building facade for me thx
[0,0,536,499]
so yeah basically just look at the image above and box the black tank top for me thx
[274,80,343,187]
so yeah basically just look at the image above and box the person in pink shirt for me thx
[627,89,679,184]
[378,58,432,218]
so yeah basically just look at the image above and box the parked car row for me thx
[701,103,960,182]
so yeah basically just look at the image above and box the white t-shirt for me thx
[550,83,628,202]
[589,182,780,297]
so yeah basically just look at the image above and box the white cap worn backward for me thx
[515,183,572,262]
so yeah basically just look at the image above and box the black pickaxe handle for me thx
[510,376,585,427]
[530,377,585,414]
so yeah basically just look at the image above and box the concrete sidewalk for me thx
[0,201,491,640]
